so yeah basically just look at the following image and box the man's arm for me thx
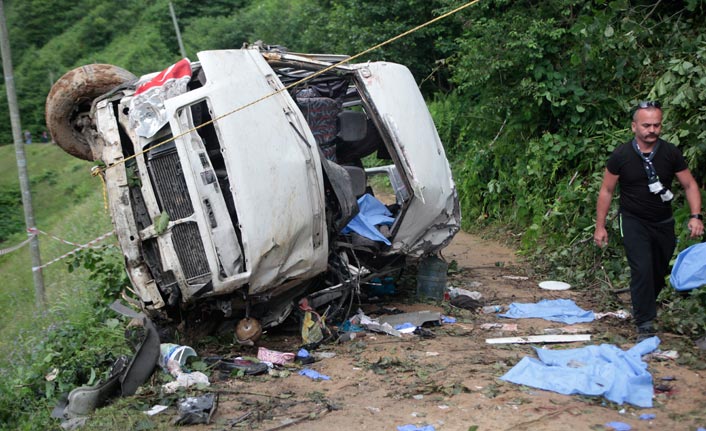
[594,169,619,247]
[675,168,704,238]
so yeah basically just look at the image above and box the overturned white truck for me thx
[46,45,460,338]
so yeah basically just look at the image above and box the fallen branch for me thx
[214,388,298,400]
[263,407,330,431]
[504,405,576,430]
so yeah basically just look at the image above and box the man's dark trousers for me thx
[620,212,676,327]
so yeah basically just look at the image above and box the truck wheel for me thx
[46,64,135,161]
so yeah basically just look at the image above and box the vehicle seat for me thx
[337,111,368,142]
[336,111,383,165]
[342,165,367,198]
[295,92,341,161]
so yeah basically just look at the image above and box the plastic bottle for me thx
[480,305,503,314]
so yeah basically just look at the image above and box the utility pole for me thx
[169,1,187,59]
[0,0,45,308]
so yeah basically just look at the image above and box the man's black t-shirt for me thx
[606,139,688,222]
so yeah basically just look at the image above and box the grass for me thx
[0,143,123,430]
[0,143,113,342]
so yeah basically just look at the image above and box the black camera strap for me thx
[631,139,661,181]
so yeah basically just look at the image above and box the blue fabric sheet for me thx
[498,298,594,324]
[500,336,660,408]
[341,194,395,245]
[397,425,435,431]
[670,242,706,291]
[298,369,331,380]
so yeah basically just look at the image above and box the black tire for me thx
[45,64,136,161]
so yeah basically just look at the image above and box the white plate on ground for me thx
[539,280,571,290]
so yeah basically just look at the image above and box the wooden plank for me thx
[485,334,591,344]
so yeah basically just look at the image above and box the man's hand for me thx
[688,218,704,238]
[594,226,609,248]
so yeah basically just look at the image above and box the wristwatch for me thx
[689,214,703,220]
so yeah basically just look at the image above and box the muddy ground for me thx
[178,231,705,431]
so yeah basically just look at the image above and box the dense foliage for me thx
[1,0,705,428]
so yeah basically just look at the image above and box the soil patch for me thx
[180,231,706,430]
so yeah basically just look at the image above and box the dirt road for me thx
[188,231,705,431]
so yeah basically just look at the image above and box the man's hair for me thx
[632,100,662,121]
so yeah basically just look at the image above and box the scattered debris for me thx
[486,334,591,344]
[480,305,504,314]
[447,287,482,300]
[543,325,592,334]
[594,310,631,320]
[449,295,483,311]
[257,347,295,365]
[644,350,679,361]
[163,361,210,394]
[174,393,217,425]
[298,369,331,380]
[312,351,337,360]
[538,280,571,290]
[204,356,269,375]
[145,405,168,416]
[503,275,529,281]
[378,310,442,328]
[480,323,518,331]
[605,421,631,431]
[158,344,197,371]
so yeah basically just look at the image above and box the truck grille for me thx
[148,147,211,285]
[172,222,211,282]
[149,147,194,219]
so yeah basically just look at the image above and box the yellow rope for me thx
[91,165,109,213]
[96,0,480,176]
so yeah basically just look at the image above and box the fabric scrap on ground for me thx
[500,336,660,408]
[605,421,631,431]
[499,298,594,324]
[298,369,331,380]
[397,425,435,431]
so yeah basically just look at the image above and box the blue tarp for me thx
[500,336,660,408]
[670,242,706,291]
[341,194,395,245]
[498,299,595,324]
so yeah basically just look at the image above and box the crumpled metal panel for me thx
[356,62,460,255]
[179,49,329,294]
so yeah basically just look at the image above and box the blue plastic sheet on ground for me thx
[498,298,594,324]
[605,421,631,431]
[442,315,456,324]
[670,242,706,291]
[639,413,656,420]
[339,320,365,333]
[500,336,660,408]
[395,322,416,331]
[298,369,331,380]
[341,194,395,245]
[397,425,435,431]
[297,348,310,358]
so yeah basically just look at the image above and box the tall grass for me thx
[0,143,113,364]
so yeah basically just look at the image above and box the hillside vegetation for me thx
[1,0,705,429]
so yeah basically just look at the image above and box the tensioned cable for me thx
[97,0,480,174]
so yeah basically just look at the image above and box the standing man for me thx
[594,101,704,340]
